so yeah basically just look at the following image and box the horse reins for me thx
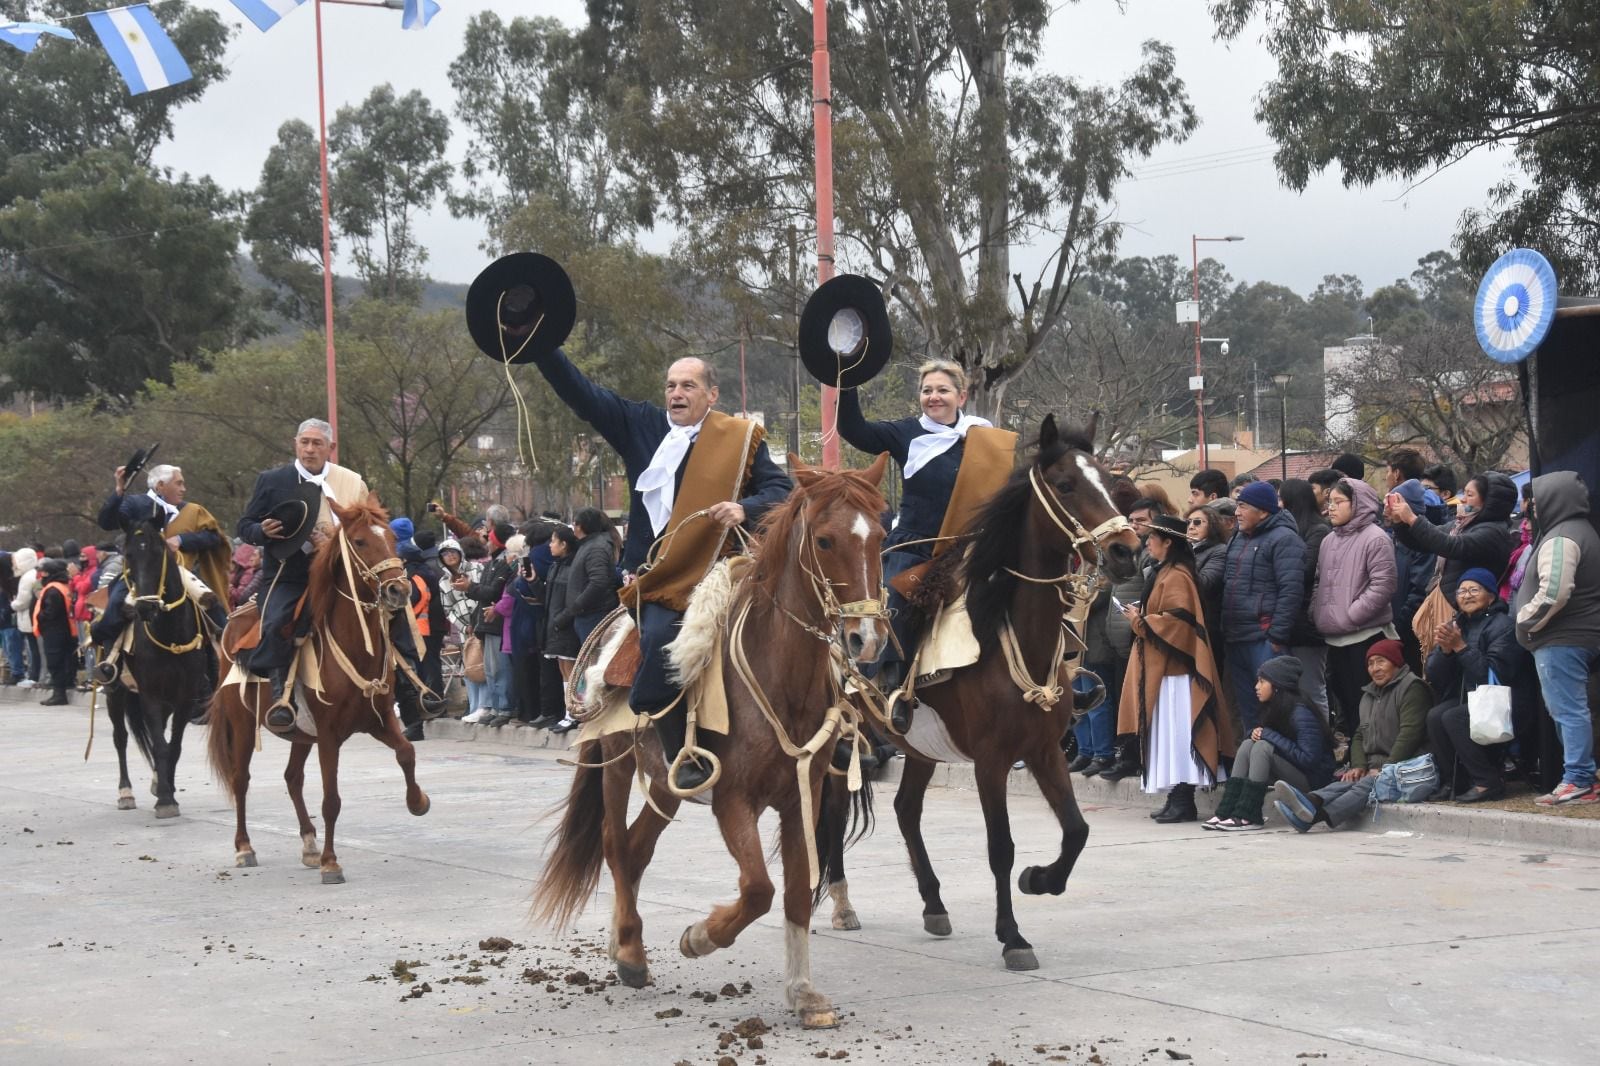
[125,542,205,656]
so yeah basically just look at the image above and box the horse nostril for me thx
[846,632,865,658]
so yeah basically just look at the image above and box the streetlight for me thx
[1187,234,1244,469]
[1272,372,1293,481]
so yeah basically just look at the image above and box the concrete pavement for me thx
[4,698,1599,1065]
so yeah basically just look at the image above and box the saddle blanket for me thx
[911,594,981,684]
[221,648,326,738]
[575,618,731,745]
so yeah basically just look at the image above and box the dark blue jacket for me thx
[1425,598,1529,702]
[530,348,791,572]
[238,464,323,582]
[1221,509,1305,646]
[836,390,962,552]
[1390,479,1435,625]
[98,492,221,555]
[1259,702,1336,789]
[1395,471,1517,608]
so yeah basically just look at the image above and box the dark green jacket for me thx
[1350,667,1431,770]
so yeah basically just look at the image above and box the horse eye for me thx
[816,536,833,551]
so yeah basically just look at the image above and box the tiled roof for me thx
[1238,451,1343,482]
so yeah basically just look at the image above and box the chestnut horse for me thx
[105,515,211,818]
[207,496,430,883]
[820,414,1140,971]
[532,455,889,1029]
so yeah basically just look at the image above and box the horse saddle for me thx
[603,626,644,687]
[221,591,310,659]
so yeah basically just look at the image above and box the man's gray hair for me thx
[483,503,511,524]
[296,417,334,440]
[146,464,180,490]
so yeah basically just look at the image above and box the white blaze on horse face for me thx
[852,511,873,599]
[371,525,388,542]
[1075,454,1115,512]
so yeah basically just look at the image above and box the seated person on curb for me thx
[1273,639,1431,832]
[1206,655,1335,830]
[1424,569,1528,803]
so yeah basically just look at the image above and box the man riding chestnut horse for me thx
[464,253,791,793]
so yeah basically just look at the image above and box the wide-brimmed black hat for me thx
[121,441,160,489]
[265,483,326,563]
[798,274,893,389]
[1146,514,1190,541]
[465,252,576,365]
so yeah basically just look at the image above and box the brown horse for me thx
[532,454,890,1029]
[821,413,1140,971]
[207,495,430,883]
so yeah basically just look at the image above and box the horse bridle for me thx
[791,507,890,653]
[1026,464,1131,574]
[123,534,204,656]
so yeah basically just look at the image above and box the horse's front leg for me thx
[894,755,952,936]
[975,755,1035,971]
[315,735,344,884]
[678,797,773,961]
[284,742,319,867]
[779,781,839,1029]
[146,705,179,819]
[370,703,430,816]
[154,710,187,819]
[109,692,135,810]
[1018,737,1090,898]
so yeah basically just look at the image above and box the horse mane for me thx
[962,424,1095,650]
[747,468,886,602]
[306,497,393,618]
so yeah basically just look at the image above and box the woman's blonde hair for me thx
[917,359,967,394]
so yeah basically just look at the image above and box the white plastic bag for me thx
[1467,668,1514,744]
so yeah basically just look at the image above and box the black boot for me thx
[1153,783,1197,823]
[40,684,68,706]
[396,676,424,731]
[1149,791,1176,820]
[654,707,711,793]
[266,666,295,733]
[1097,736,1141,783]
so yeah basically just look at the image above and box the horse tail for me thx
[530,741,607,929]
[812,770,876,908]
[206,689,240,801]
[117,691,156,769]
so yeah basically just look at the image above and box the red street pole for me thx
[1191,234,1205,470]
[812,0,839,469]
[314,0,339,461]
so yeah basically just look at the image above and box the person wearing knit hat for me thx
[1271,632,1432,833]
[1221,472,1307,734]
[390,516,416,551]
[1205,655,1335,830]
[1422,573,1521,804]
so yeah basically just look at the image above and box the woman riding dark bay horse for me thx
[105,515,211,819]
[532,455,889,1029]
[821,413,1140,971]
[207,496,431,883]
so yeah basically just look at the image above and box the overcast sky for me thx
[154,0,1517,299]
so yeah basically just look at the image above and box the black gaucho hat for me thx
[465,252,577,364]
[121,441,161,489]
[265,483,327,563]
[798,274,893,389]
[1145,513,1190,541]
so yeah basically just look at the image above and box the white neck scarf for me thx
[904,411,991,479]
[637,416,706,536]
[146,490,179,523]
[294,459,336,497]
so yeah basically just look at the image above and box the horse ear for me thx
[789,453,824,488]
[1039,412,1059,450]
[863,451,890,489]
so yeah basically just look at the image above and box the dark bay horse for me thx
[533,454,889,1029]
[821,413,1140,971]
[207,495,430,883]
[105,515,211,819]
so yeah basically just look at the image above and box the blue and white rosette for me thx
[1473,248,1557,364]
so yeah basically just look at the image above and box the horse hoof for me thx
[615,960,650,989]
[321,868,345,885]
[117,796,136,811]
[1003,947,1039,971]
[301,853,320,869]
[800,1006,840,1030]
[923,913,952,937]
[409,792,431,817]
[678,923,715,959]
[1018,866,1056,896]
[234,850,258,868]
[831,909,861,931]
[154,804,180,820]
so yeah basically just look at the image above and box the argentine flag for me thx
[227,0,308,34]
[403,0,440,30]
[87,5,191,95]
[0,21,77,54]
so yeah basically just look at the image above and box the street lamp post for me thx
[1190,234,1244,470]
[1273,372,1293,482]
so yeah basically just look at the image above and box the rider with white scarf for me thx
[836,359,990,712]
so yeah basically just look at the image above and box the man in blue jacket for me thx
[1222,481,1306,732]
[528,349,791,791]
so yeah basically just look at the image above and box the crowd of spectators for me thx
[1068,451,1600,822]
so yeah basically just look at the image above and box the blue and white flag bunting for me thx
[402,0,440,30]
[86,4,191,95]
[0,20,78,53]
[227,0,308,33]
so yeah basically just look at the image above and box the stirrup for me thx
[93,660,119,686]
[886,688,915,735]
[666,745,721,799]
